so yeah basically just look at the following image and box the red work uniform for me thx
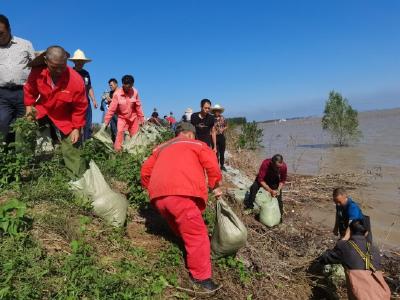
[24,66,87,135]
[141,136,222,280]
[104,87,144,151]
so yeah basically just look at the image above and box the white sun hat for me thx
[211,104,225,113]
[69,49,92,62]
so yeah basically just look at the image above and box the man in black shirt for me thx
[191,99,216,152]
[100,78,118,142]
[69,49,98,142]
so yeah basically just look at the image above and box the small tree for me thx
[322,91,362,146]
[236,121,263,150]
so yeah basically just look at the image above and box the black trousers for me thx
[0,87,25,144]
[245,180,283,217]
[216,134,226,167]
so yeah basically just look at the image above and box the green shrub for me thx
[236,121,264,150]
[0,199,31,237]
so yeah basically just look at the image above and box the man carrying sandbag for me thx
[245,154,287,221]
[141,122,222,292]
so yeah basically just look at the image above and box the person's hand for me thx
[93,100,98,109]
[70,129,80,144]
[213,147,218,153]
[25,106,34,121]
[213,187,223,198]
[271,190,278,197]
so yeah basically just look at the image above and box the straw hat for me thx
[185,108,193,113]
[28,49,71,68]
[68,49,92,62]
[211,104,225,113]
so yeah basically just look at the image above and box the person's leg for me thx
[219,134,226,168]
[110,114,118,142]
[115,118,128,151]
[83,102,92,141]
[159,195,212,280]
[153,198,180,236]
[128,117,140,137]
[245,180,261,209]
[0,89,17,144]
[277,192,283,222]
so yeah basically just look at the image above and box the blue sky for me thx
[2,0,399,122]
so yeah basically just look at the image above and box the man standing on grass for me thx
[0,14,34,145]
[191,99,217,152]
[24,46,88,177]
[141,122,222,292]
[100,78,118,142]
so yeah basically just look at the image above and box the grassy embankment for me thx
[0,119,399,299]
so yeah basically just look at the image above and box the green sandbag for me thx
[123,123,163,154]
[93,124,114,151]
[69,160,128,227]
[228,188,248,203]
[211,199,248,257]
[256,190,281,227]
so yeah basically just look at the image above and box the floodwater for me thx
[260,108,400,249]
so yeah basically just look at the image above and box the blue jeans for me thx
[109,114,117,142]
[0,87,25,144]
[83,102,92,141]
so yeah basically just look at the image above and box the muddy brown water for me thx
[260,108,400,249]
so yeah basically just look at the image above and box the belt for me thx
[0,85,23,91]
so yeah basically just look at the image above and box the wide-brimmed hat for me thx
[185,108,193,114]
[28,49,71,68]
[211,104,224,113]
[68,49,92,62]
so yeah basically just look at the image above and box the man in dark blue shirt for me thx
[332,187,371,241]
[69,49,98,142]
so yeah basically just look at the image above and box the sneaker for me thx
[221,166,227,172]
[191,278,222,292]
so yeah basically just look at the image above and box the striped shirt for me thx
[0,36,34,87]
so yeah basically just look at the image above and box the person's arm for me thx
[333,210,339,236]
[23,68,39,120]
[198,145,223,190]
[318,242,345,265]
[211,126,217,152]
[140,150,158,189]
[342,226,351,240]
[104,95,118,125]
[71,85,88,144]
[88,87,97,109]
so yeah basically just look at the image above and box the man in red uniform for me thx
[24,45,88,176]
[141,122,222,292]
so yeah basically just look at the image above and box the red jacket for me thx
[141,136,222,209]
[24,66,87,135]
[257,158,287,185]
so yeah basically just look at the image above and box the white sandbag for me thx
[93,124,114,151]
[227,188,248,204]
[211,199,248,257]
[69,160,128,227]
[256,190,281,227]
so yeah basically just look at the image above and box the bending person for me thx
[141,122,222,292]
[245,154,287,221]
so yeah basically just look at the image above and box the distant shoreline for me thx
[258,106,400,124]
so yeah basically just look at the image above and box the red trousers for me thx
[153,195,211,280]
[114,117,140,151]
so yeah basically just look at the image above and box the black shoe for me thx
[191,278,221,292]
[221,166,227,172]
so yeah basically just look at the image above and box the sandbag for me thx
[93,124,114,151]
[256,190,281,227]
[69,160,128,227]
[123,123,165,154]
[228,188,248,204]
[211,199,248,257]
[323,264,345,289]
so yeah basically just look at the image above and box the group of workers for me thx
[0,14,391,297]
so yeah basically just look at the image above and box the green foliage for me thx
[322,90,362,146]
[0,199,31,237]
[226,117,247,126]
[236,121,264,150]
[0,119,38,189]
[217,256,252,284]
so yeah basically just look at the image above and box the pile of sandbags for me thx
[255,190,281,227]
[69,160,128,227]
[93,124,114,151]
[211,199,248,257]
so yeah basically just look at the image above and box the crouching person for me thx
[318,221,391,300]
[103,75,144,151]
[141,122,223,292]
[24,46,87,177]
